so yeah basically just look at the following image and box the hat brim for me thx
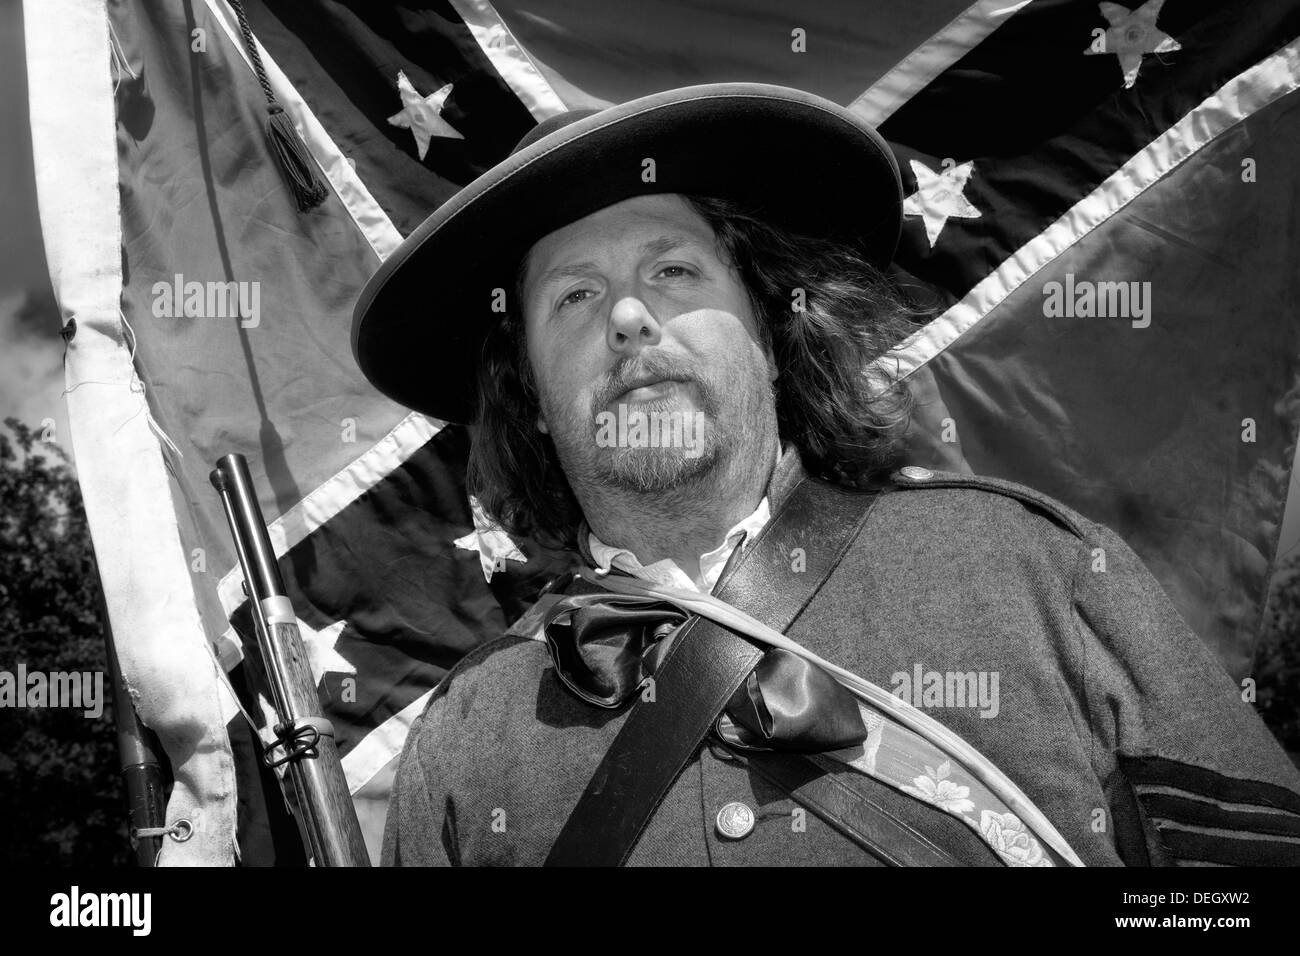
[352,82,902,425]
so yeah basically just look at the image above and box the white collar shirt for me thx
[587,496,772,593]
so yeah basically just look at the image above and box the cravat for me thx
[542,591,867,752]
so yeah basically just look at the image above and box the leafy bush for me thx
[0,417,128,865]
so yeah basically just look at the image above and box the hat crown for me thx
[511,108,602,155]
[354,83,903,425]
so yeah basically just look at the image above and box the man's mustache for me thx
[592,353,702,411]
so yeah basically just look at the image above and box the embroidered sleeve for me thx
[1117,754,1300,866]
[1074,521,1300,866]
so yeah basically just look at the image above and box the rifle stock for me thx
[210,453,370,867]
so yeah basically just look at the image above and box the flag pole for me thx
[210,453,370,866]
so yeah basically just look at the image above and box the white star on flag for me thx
[296,618,356,685]
[903,159,981,248]
[257,693,281,747]
[1084,0,1182,89]
[253,618,352,760]
[387,71,463,160]
[454,495,528,582]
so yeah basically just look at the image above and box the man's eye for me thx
[656,265,694,278]
[558,289,595,309]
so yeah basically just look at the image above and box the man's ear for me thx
[536,415,550,435]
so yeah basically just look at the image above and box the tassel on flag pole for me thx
[226,0,328,211]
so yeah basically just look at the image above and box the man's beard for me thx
[541,352,734,495]
[597,396,721,492]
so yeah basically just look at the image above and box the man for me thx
[352,83,1300,866]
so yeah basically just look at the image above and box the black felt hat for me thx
[351,82,902,425]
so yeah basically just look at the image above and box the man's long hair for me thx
[467,194,922,550]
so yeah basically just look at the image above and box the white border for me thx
[849,0,1033,126]
[202,9,456,804]
[206,0,406,261]
[214,412,442,617]
[450,0,569,120]
[341,688,435,795]
[877,40,1300,382]
[24,0,238,865]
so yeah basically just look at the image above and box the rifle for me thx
[210,453,370,866]
[89,546,168,866]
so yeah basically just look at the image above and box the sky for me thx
[1,0,71,462]
[2,0,1298,564]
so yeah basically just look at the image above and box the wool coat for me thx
[382,459,1300,866]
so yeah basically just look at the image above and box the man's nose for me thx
[606,295,662,354]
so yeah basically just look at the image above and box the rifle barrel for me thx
[210,453,370,867]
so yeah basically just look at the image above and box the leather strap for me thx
[544,476,880,866]
[736,749,1004,866]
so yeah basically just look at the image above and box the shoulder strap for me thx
[544,477,880,867]
[737,750,1003,866]
[889,466,1089,539]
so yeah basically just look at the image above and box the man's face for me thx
[519,193,777,494]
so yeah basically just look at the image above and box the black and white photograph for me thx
[2,0,1298,933]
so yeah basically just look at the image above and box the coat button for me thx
[898,465,934,480]
[715,801,756,839]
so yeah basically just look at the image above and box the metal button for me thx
[898,465,934,481]
[715,801,755,839]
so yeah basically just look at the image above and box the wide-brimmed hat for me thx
[351,82,902,425]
